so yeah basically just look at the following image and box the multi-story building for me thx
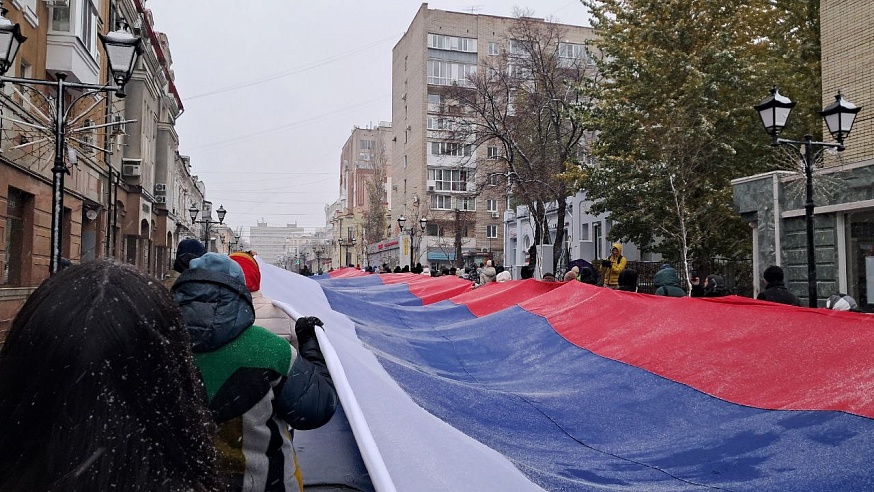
[732,1,874,308]
[331,122,393,269]
[392,4,593,270]
[0,0,219,332]
[248,220,307,267]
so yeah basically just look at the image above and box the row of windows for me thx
[428,34,593,66]
[428,168,470,192]
[427,194,499,213]
[427,60,477,86]
[430,194,478,211]
[425,224,498,239]
[430,141,473,157]
[428,34,477,53]
[427,116,457,131]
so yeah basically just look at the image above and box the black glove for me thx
[601,259,612,268]
[295,316,324,345]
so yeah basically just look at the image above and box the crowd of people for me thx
[1,237,865,489]
[0,243,338,491]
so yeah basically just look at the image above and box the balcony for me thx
[46,33,99,84]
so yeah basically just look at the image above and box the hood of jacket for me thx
[654,267,681,288]
[172,253,255,353]
[611,243,623,256]
[705,274,727,294]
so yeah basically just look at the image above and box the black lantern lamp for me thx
[754,86,796,145]
[99,27,143,97]
[0,6,25,77]
[820,91,861,147]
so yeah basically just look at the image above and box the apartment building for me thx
[0,0,211,331]
[732,1,874,308]
[329,122,393,268]
[392,3,594,270]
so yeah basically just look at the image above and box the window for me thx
[487,199,497,212]
[426,223,445,237]
[428,60,477,86]
[488,42,500,55]
[486,173,501,186]
[487,146,499,159]
[359,139,374,161]
[3,188,30,286]
[580,222,590,241]
[51,6,71,32]
[429,168,471,192]
[558,42,592,68]
[428,93,443,113]
[457,197,476,211]
[430,141,472,157]
[558,42,585,59]
[81,0,97,56]
[592,222,602,259]
[508,39,533,55]
[431,194,452,210]
[428,33,477,53]
[487,225,498,238]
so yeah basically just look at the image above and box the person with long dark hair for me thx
[0,259,218,491]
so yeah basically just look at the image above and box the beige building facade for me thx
[392,3,593,269]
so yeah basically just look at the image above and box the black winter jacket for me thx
[756,282,801,306]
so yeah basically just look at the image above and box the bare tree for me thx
[362,138,390,245]
[445,12,598,271]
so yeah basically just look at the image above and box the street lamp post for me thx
[316,245,325,274]
[189,204,227,252]
[397,215,427,268]
[0,10,142,274]
[754,87,861,307]
[337,237,356,267]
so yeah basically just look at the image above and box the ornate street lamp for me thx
[397,215,427,268]
[754,87,861,307]
[189,204,227,251]
[0,6,25,77]
[99,27,144,97]
[0,9,142,274]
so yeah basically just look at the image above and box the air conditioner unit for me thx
[122,164,141,177]
[154,183,167,193]
[426,179,436,192]
[121,158,142,177]
[491,212,500,218]
[154,196,166,204]
[480,247,489,253]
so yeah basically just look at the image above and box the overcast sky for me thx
[145,0,591,235]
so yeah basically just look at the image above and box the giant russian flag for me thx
[260,263,874,491]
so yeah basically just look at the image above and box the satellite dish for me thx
[85,209,98,221]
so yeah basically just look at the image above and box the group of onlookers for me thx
[556,244,861,312]
[0,240,338,491]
